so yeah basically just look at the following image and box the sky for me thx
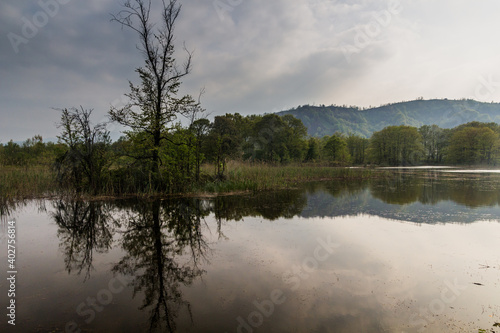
[2,0,500,142]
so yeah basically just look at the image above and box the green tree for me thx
[419,125,448,163]
[206,115,241,178]
[346,133,369,165]
[447,125,499,164]
[189,118,211,182]
[304,137,320,162]
[246,114,307,163]
[323,134,350,164]
[478,128,498,164]
[369,125,423,165]
[0,136,61,167]
[21,135,48,166]
[281,114,308,161]
[109,0,196,191]
[1,141,24,166]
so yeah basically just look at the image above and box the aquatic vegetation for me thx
[0,166,56,199]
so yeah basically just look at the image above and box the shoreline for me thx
[1,164,383,202]
[4,163,500,202]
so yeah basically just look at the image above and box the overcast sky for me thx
[2,0,500,142]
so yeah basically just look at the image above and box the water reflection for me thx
[0,197,46,220]
[369,171,500,208]
[50,197,215,332]
[52,200,116,279]
[0,197,16,219]
[50,173,500,283]
[303,172,500,223]
[43,172,500,331]
[111,199,210,332]
[212,189,307,221]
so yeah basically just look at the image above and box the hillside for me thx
[277,99,500,137]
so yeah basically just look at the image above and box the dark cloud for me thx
[1,0,500,142]
[0,0,139,142]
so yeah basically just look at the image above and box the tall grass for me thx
[197,161,381,193]
[0,163,384,199]
[0,166,57,199]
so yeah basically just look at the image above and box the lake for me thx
[1,169,499,332]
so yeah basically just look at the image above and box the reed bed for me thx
[0,163,383,199]
[199,161,380,193]
[0,166,57,199]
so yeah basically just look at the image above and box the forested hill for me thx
[277,99,500,137]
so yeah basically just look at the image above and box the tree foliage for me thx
[369,125,424,165]
[346,134,369,165]
[243,114,307,163]
[323,134,350,164]
[109,0,196,191]
[205,115,242,178]
[304,137,320,162]
[447,123,499,164]
[0,136,62,167]
[419,125,449,164]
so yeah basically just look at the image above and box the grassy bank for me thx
[197,162,381,193]
[0,166,57,200]
[0,163,384,200]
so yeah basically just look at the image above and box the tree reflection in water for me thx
[1,197,47,221]
[48,172,500,331]
[52,200,116,280]
[369,171,500,208]
[52,197,212,332]
[111,199,210,332]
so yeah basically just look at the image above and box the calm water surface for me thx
[1,170,500,332]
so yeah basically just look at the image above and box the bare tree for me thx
[56,107,110,194]
[109,0,196,188]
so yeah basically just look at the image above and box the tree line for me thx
[368,122,500,166]
[3,116,500,192]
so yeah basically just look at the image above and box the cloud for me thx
[1,0,500,141]
[0,0,139,142]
